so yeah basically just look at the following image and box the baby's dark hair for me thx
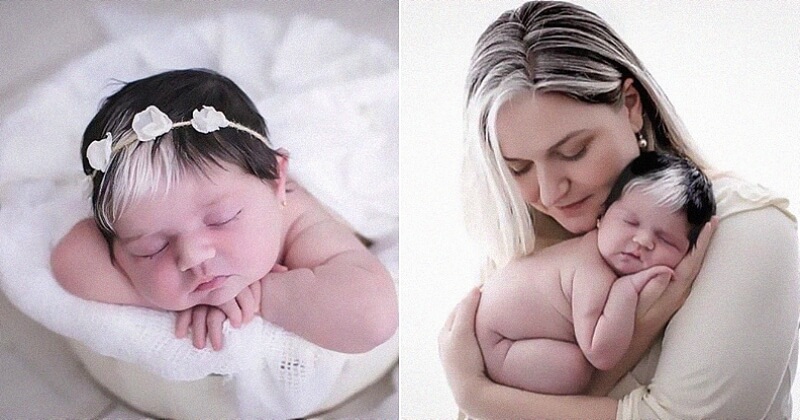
[81,68,284,245]
[603,151,716,249]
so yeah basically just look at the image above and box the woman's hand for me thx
[588,217,719,395]
[438,287,487,408]
[174,280,263,350]
[637,217,718,323]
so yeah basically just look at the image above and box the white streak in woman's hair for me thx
[621,167,687,214]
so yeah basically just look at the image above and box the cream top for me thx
[611,173,799,419]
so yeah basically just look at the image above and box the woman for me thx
[439,1,798,418]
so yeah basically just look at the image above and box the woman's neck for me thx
[531,208,578,253]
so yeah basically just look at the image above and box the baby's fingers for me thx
[236,288,256,325]
[218,300,243,328]
[191,306,209,349]
[249,280,262,316]
[175,309,192,339]
[207,308,227,351]
[271,263,289,273]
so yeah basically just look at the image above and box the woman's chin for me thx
[556,216,596,235]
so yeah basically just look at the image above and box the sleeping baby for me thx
[476,151,716,394]
[51,68,398,353]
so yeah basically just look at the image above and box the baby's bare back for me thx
[477,233,608,343]
[475,232,618,393]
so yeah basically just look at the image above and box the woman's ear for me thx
[622,78,644,132]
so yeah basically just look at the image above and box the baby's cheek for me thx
[660,249,684,269]
[133,262,183,308]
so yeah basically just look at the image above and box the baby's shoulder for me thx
[281,179,368,257]
[536,231,598,262]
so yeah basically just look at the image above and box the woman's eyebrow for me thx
[501,129,590,161]
[547,129,590,153]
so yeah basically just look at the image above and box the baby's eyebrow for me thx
[117,232,148,244]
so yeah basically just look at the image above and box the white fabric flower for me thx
[191,106,230,133]
[87,132,113,172]
[132,105,173,141]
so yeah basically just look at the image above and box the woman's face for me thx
[495,85,643,234]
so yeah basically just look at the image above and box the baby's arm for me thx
[51,219,153,308]
[572,264,671,370]
[260,188,398,354]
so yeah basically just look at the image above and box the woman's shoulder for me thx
[708,171,796,223]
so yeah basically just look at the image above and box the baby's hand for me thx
[623,266,673,294]
[270,262,289,274]
[174,281,263,351]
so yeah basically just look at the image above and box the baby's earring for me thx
[281,200,287,208]
[636,131,648,149]
[596,218,601,229]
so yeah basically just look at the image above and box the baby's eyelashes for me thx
[135,243,168,259]
[206,209,242,227]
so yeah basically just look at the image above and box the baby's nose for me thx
[176,235,216,272]
[632,233,654,250]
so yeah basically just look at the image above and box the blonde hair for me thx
[462,1,707,269]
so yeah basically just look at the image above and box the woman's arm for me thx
[613,207,799,418]
[50,219,154,308]
[439,220,718,418]
[259,188,398,354]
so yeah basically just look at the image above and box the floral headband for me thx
[86,105,268,173]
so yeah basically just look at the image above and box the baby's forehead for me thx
[611,190,690,225]
[112,166,252,224]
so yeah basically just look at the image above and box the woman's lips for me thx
[195,275,230,292]
[556,195,591,215]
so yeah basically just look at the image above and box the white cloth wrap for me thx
[0,11,398,419]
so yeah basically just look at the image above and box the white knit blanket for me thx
[0,11,397,419]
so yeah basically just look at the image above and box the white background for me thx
[400,1,800,417]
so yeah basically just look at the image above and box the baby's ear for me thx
[275,149,289,202]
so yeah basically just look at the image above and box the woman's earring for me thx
[636,132,648,149]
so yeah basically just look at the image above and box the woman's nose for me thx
[536,165,568,208]
[632,231,655,251]
[176,233,216,272]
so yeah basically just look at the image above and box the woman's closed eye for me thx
[559,144,588,161]
[506,161,532,176]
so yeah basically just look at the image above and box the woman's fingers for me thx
[439,287,481,351]
[639,217,719,324]
[674,216,719,284]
